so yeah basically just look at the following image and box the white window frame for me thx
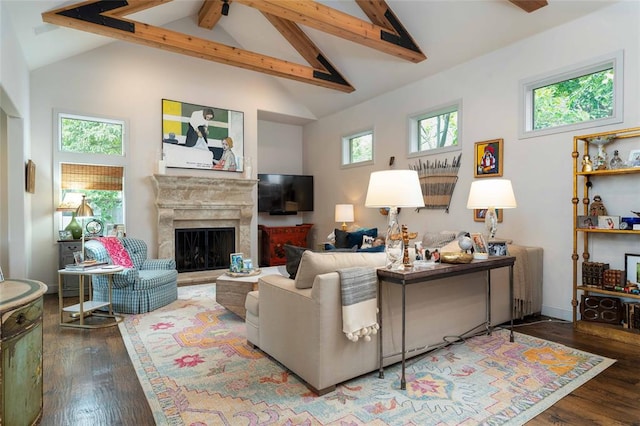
[53,109,129,236]
[519,50,623,139]
[341,128,375,168]
[407,100,462,158]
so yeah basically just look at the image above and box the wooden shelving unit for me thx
[572,126,640,346]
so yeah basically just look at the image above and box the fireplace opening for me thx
[175,227,235,272]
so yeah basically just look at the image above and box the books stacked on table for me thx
[65,261,108,271]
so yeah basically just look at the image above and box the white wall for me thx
[302,2,640,321]
[0,2,32,280]
[28,19,314,291]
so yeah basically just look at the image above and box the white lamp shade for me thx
[466,179,517,209]
[365,170,425,208]
[335,204,354,222]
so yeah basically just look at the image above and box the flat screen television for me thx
[258,174,314,214]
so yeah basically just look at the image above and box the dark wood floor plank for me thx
[40,295,640,425]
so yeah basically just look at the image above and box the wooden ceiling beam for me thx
[234,0,426,63]
[508,0,548,13]
[198,0,224,30]
[42,1,354,92]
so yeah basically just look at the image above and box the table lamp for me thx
[466,178,517,240]
[75,195,94,261]
[365,170,425,269]
[335,204,354,231]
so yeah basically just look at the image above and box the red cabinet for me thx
[259,224,313,266]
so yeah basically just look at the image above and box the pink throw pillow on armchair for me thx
[98,237,134,268]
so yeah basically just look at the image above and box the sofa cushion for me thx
[334,228,378,249]
[294,251,387,289]
[284,244,308,279]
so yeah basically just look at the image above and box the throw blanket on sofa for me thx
[338,267,379,342]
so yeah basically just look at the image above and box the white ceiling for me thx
[4,0,617,120]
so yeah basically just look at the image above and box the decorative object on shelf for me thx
[457,233,474,253]
[400,225,418,267]
[64,213,83,240]
[588,195,608,216]
[609,150,625,169]
[598,215,619,229]
[230,252,244,273]
[85,219,103,236]
[335,204,354,231]
[470,233,489,260]
[626,253,640,286]
[162,99,244,172]
[629,149,640,167]
[581,154,594,172]
[410,153,461,212]
[585,134,616,170]
[0,266,3,282]
[440,252,474,264]
[487,240,509,256]
[466,178,517,240]
[474,139,503,178]
[365,170,425,270]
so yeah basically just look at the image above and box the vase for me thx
[65,214,83,240]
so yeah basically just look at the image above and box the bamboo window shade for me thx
[61,163,123,191]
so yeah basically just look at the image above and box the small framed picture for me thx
[577,215,598,229]
[598,215,620,230]
[243,258,253,271]
[474,208,503,223]
[470,233,488,258]
[58,230,73,240]
[111,224,126,237]
[0,266,4,282]
[73,251,84,264]
[628,149,640,167]
[487,241,509,256]
[474,138,504,178]
[626,253,640,285]
[230,252,244,272]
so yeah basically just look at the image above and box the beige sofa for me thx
[247,245,542,395]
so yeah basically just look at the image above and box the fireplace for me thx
[151,175,257,273]
[175,227,235,272]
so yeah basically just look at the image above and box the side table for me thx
[216,266,282,318]
[57,266,124,328]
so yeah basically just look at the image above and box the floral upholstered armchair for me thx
[84,237,178,314]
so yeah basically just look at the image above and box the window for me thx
[54,111,127,234]
[342,130,374,167]
[408,101,461,156]
[520,51,623,138]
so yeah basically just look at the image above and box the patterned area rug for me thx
[118,284,614,425]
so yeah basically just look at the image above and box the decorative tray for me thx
[225,268,262,277]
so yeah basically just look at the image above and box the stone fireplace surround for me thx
[151,175,257,278]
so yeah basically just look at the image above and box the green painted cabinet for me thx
[1,279,47,425]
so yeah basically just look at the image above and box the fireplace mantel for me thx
[151,175,258,261]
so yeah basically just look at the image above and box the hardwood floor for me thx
[41,293,640,425]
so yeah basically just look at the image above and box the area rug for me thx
[118,284,614,425]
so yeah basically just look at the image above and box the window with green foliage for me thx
[520,51,623,138]
[55,112,127,234]
[342,130,374,167]
[408,101,461,156]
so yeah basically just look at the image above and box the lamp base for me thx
[385,207,404,270]
[485,207,498,240]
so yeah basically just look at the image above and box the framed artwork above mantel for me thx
[161,99,245,172]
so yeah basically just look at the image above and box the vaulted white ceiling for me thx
[4,0,616,119]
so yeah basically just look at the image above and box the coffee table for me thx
[216,266,282,319]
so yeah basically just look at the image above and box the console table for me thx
[376,256,515,390]
[259,224,313,266]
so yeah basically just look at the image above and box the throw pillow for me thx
[334,228,349,248]
[361,234,375,249]
[357,245,385,253]
[346,228,378,249]
[97,236,134,268]
[284,244,307,279]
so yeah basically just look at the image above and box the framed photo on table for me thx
[626,253,640,285]
[474,138,503,178]
[162,99,245,172]
[470,233,488,258]
[230,253,244,273]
